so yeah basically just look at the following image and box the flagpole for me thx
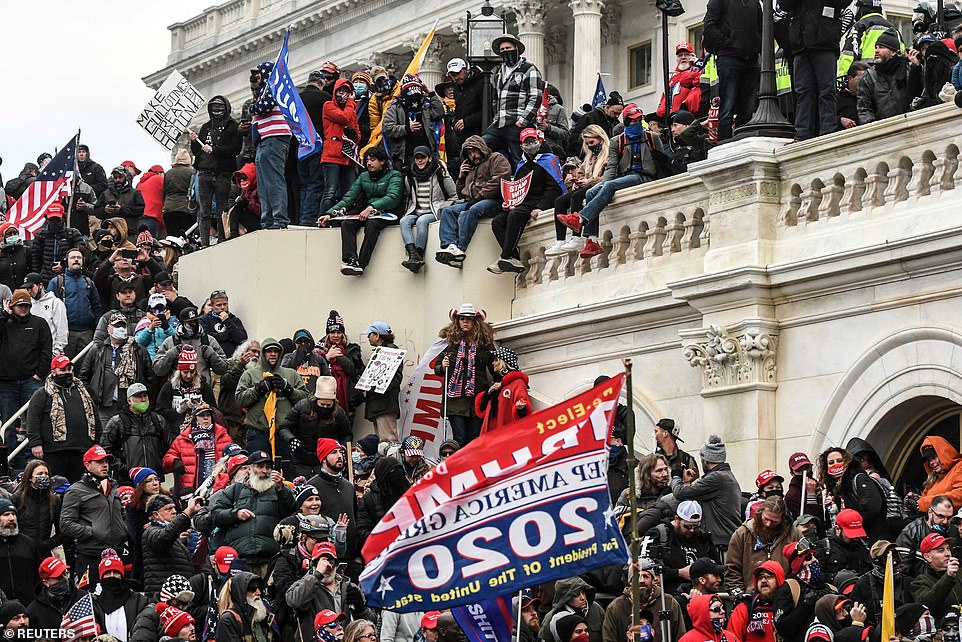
[65,130,80,218]
[515,590,523,642]
[623,359,641,640]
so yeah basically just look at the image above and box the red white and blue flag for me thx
[267,29,320,159]
[452,596,515,642]
[61,592,98,638]
[360,375,628,611]
[6,134,77,239]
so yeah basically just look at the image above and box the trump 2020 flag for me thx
[267,29,319,159]
[452,597,515,642]
[360,375,628,611]
[591,74,607,109]
[397,340,449,461]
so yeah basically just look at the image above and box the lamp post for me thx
[466,0,505,131]
[734,0,795,139]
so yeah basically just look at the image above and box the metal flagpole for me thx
[800,469,808,515]
[623,359,641,640]
[65,130,81,218]
[515,590,523,642]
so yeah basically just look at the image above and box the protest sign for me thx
[137,71,204,150]
[356,346,407,394]
[500,174,533,209]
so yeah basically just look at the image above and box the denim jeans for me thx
[792,49,838,140]
[438,199,500,251]
[0,378,42,471]
[297,151,325,225]
[482,123,523,168]
[320,163,357,216]
[716,55,760,140]
[400,212,436,249]
[579,173,647,236]
[196,171,231,244]
[255,136,291,228]
[554,186,591,240]
[139,217,160,238]
[449,414,482,447]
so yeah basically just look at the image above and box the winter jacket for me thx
[670,462,743,548]
[433,339,494,417]
[235,339,308,434]
[679,594,742,642]
[11,489,62,558]
[79,158,109,197]
[829,465,887,543]
[95,183,146,231]
[152,329,230,381]
[163,421,233,491]
[197,311,248,358]
[217,358,248,425]
[100,407,171,475]
[138,167,165,224]
[278,399,352,469]
[233,163,261,217]
[913,41,958,109]
[93,587,148,641]
[0,243,29,292]
[895,516,932,577]
[911,564,962,622]
[78,338,152,409]
[92,266,160,315]
[93,305,147,344]
[357,457,410,543]
[134,316,177,360]
[543,96,570,157]
[919,435,962,512]
[602,586,686,642]
[849,568,913,628]
[857,55,913,124]
[476,370,531,433]
[216,571,273,642]
[156,377,217,431]
[457,135,512,203]
[452,67,490,139]
[211,481,296,560]
[29,221,86,283]
[25,377,100,453]
[814,532,872,584]
[658,68,704,117]
[142,512,196,594]
[48,269,101,331]
[780,0,848,54]
[605,131,658,181]
[540,576,605,642]
[403,163,457,218]
[382,94,445,168]
[308,469,359,556]
[192,95,243,174]
[512,151,565,212]
[30,290,68,355]
[59,472,127,555]
[322,79,360,166]
[281,342,331,392]
[286,570,374,637]
[785,472,822,522]
[493,58,544,128]
[317,339,365,412]
[725,521,798,593]
[27,582,82,631]
[728,560,784,642]
[0,532,39,605]
[301,83,331,138]
[362,341,403,421]
[163,162,195,214]
[329,168,404,216]
[704,0,762,60]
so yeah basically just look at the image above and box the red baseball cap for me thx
[214,546,238,574]
[675,41,694,54]
[51,355,72,370]
[39,556,69,580]
[835,508,867,539]
[921,532,949,555]
[314,610,346,628]
[121,160,141,175]
[519,127,542,142]
[622,104,644,122]
[46,202,65,218]
[421,611,441,629]
[755,470,784,488]
[83,445,113,465]
[312,542,337,560]
[788,452,813,472]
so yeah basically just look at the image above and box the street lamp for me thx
[734,0,794,139]
[466,0,505,131]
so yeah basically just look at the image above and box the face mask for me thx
[48,579,71,601]
[500,49,520,66]
[625,123,645,139]
[588,142,603,154]
[131,400,149,414]
[711,618,725,633]
[353,82,368,96]
[317,406,334,419]
[765,489,784,498]
[827,462,846,478]
[4,234,21,246]
[47,218,64,231]
[100,577,125,593]
[571,635,590,642]
[522,142,541,156]
[210,106,227,119]
[33,475,51,491]
[239,179,251,190]
[52,374,73,387]
[933,523,948,534]
[110,326,128,340]
[352,452,362,465]
[609,445,623,462]
[376,80,391,93]
[335,92,349,107]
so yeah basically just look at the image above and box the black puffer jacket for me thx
[0,308,53,380]
[79,158,108,197]
[704,0,763,59]
[191,95,243,174]
[278,399,353,470]
[452,67,489,140]
[142,512,196,594]
[0,532,40,605]
[11,489,62,558]
[357,457,410,542]
[0,243,29,292]
[29,220,86,283]
[101,407,172,478]
[780,0,848,53]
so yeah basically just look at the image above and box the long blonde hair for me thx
[580,125,610,180]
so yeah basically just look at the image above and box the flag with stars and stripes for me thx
[61,592,98,639]
[591,74,608,109]
[5,134,77,240]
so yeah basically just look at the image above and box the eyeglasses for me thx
[210,290,227,299]
[931,509,955,521]
[708,605,725,613]
[681,522,700,531]
[358,634,377,640]
[324,622,342,629]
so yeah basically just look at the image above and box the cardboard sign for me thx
[356,346,407,394]
[137,71,205,151]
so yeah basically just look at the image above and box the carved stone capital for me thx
[516,0,546,32]
[680,320,779,396]
[601,1,622,45]
[569,0,605,16]
[544,25,568,64]
[371,51,407,76]
[452,18,469,50]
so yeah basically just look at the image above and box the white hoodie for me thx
[31,289,68,355]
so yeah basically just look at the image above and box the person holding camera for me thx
[772,540,836,642]
[912,532,962,623]
[134,293,177,360]
[142,492,205,595]
[95,166,146,238]
[286,541,373,636]
[235,337,307,454]
[603,560,687,642]
[156,346,217,431]
[643,500,721,599]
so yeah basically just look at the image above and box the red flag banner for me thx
[500,174,533,209]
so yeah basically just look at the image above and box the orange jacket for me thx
[919,435,962,511]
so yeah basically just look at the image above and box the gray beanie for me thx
[700,434,727,463]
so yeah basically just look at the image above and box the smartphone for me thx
[121,249,138,260]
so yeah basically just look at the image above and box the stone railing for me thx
[171,0,295,59]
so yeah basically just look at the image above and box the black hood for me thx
[208,95,233,120]
[372,457,409,499]
[845,437,891,480]
[228,571,260,614]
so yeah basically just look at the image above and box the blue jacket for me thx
[134,321,177,361]
[952,58,962,90]
[48,270,101,331]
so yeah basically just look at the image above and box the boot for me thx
[412,246,426,272]
[401,243,420,272]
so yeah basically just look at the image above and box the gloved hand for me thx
[290,438,302,453]
[256,379,272,395]
[670,466,684,479]
[344,127,358,141]
[173,459,186,476]
[904,493,919,515]
[345,584,365,611]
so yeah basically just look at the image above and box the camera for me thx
[121,249,138,260]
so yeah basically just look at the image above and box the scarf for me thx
[745,593,773,635]
[321,341,351,410]
[411,159,438,181]
[97,578,132,614]
[190,425,217,487]
[46,376,97,442]
[112,338,139,389]
[446,340,477,398]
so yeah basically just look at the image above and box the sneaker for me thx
[341,258,364,275]
[579,238,604,259]
[498,257,525,273]
[560,236,585,252]
[449,246,466,258]
[435,244,456,265]
[544,240,567,257]
[557,212,584,233]
[486,261,503,274]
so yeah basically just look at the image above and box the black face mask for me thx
[47,218,64,232]
[48,579,71,602]
[588,143,603,154]
[100,577,126,594]
[317,406,334,419]
[52,374,73,387]
[500,50,520,66]
[210,104,227,119]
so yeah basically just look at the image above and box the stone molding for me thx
[680,320,779,396]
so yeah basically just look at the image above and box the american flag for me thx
[6,134,77,240]
[591,74,608,109]
[61,592,98,638]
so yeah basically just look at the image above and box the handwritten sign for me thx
[137,71,205,151]
[356,346,407,394]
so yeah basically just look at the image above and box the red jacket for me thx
[656,68,703,117]
[162,422,233,491]
[680,594,741,642]
[321,79,360,165]
[232,163,260,217]
[137,167,165,224]
[728,561,784,642]
[475,370,532,434]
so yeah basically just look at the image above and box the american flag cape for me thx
[5,134,77,239]
[61,592,98,638]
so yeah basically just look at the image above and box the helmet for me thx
[297,514,331,537]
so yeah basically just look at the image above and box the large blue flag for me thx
[267,29,319,159]
[452,597,515,642]
[591,74,607,109]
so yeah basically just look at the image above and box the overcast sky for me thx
[1,5,199,182]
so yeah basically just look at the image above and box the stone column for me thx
[516,0,547,74]
[418,39,448,93]
[569,0,604,107]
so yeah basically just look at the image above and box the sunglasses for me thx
[325,621,342,629]
[709,605,725,613]
[681,522,700,531]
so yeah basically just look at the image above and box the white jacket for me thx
[31,290,68,355]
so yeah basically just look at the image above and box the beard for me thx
[248,473,274,493]
[245,359,258,370]
[0,525,18,537]
[248,597,268,623]
[758,522,784,543]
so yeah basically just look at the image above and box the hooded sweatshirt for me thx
[215,571,265,642]
[357,457,410,542]
[31,289,68,355]
[729,560,785,642]
[540,577,605,642]
[919,435,962,512]
[679,594,741,642]
[235,337,308,433]
[457,135,512,203]
[321,79,360,166]
[137,166,165,223]
[232,163,261,216]
[193,95,243,174]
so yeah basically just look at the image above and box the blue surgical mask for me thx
[352,452,362,465]
[4,234,21,246]
[353,82,368,97]
[625,123,645,139]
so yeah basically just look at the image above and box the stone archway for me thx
[559,378,664,456]
[809,326,962,470]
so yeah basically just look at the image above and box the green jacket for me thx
[433,341,495,417]
[235,337,308,433]
[911,566,962,622]
[329,169,404,214]
[210,481,296,561]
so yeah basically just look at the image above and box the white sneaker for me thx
[560,236,585,252]
[449,245,465,258]
[498,257,525,273]
[544,240,566,257]
[486,261,503,274]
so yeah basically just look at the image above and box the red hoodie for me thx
[476,370,532,434]
[680,594,741,642]
[137,166,165,224]
[322,79,360,165]
[232,163,260,217]
[729,561,784,642]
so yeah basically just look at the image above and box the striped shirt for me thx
[493,58,544,128]
[252,107,292,140]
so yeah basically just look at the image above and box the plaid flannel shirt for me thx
[493,59,544,128]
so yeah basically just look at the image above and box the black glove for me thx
[256,379,272,395]
[904,493,919,515]
[173,459,186,476]
[345,583,365,611]
[344,127,358,141]
[670,466,684,479]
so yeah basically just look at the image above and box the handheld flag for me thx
[61,593,98,639]
[6,134,77,240]
[267,29,320,159]
[536,86,550,125]
[452,596,515,642]
[360,375,628,611]
[881,550,895,642]
[591,74,608,109]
